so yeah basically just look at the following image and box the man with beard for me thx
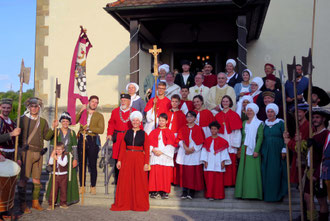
[0,98,21,220]
[0,98,21,160]
[18,97,57,213]
[107,94,141,185]
[76,95,104,195]
[202,62,217,88]
[285,64,309,109]
[304,86,330,108]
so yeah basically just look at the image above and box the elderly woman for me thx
[225,59,242,88]
[261,103,287,202]
[236,95,253,122]
[111,111,150,211]
[126,82,146,113]
[234,69,252,100]
[249,77,264,103]
[46,112,79,205]
[235,103,264,200]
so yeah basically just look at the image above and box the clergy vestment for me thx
[166,110,187,185]
[179,100,194,115]
[261,120,288,202]
[176,125,205,191]
[165,83,181,100]
[206,85,236,111]
[193,109,214,138]
[149,128,176,193]
[200,136,231,199]
[144,96,171,134]
[111,130,150,211]
[215,109,242,186]
[188,85,210,101]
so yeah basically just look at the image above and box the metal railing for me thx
[99,140,115,195]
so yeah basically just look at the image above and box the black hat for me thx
[290,103,309,112]
[304,86,330,107]
[120,94,131,100]
[312,107,330,122]
[59,112,72,124]
[180,59,191,66]
[203,62,213,67]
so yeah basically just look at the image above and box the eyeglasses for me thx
[158,87,166,90]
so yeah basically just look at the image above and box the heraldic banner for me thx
[67,27,92,125]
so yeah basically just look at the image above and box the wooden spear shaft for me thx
[81,129,86,205]
[14,77,23,162]
[308,0,316,216]
[293,78,304,221]
[52,94,59,210]
[281,82,292,221]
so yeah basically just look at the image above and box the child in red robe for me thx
[179,86,194,115]
[200,121,231,200]
[149,113,176,199]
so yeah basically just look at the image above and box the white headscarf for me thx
[244,103,263,155]
[126,82,139,93]
[226,59,236,67]
[250,77,264,98]
[130,111,143,122]
[265,103,284,127]
[236,95,253,117]
[159,64,170,73]
[243,69,253,78]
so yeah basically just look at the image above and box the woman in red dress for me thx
[110,111,150,211]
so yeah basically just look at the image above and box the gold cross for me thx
[149,45,162,77]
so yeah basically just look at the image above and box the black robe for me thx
[174,73,195,88]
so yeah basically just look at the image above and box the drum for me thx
[0,159,21,212]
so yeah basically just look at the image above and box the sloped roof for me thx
[108,0,229,7]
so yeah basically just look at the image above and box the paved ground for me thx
[16,205,298,221]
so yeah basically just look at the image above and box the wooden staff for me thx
[149,45,162,128]
[52,78,61,210]
[308,0,317,216]
[279,61,292,221]
[14,59,31,161]
[81,129,86,205]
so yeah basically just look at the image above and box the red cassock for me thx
[179,100,194,112]
[215,109,242,186]
[203,136,229,199]
[166,110,187,185]
[111,129,150,211]
[107,107,142,159]
[144,96,171,117]
[193,109,215,127]
[203,74,217,88]
[176,125,205,190]
[288,120,309,184]
[148,128,176,193]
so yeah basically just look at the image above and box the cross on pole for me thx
[149,45,162,78]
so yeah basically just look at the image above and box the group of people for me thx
[0,58,329,220]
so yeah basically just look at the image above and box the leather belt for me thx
[126,148,143,152]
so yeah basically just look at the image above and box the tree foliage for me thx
[0,89,34,120]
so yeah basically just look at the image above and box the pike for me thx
[148,45,162,129]
[302,48,314,220]
[287,57,304,221]
[279,61,292,221]
[52,78,61,210]
[14,59,31,162]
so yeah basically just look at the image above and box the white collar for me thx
[120,107,130,113]
[265,118,283,127]
[217,84,227,89]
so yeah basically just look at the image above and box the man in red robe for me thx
[179,86,194,115]
[284,103,309,184]
[144,82,171,134]
[202,62,217,88]
[107,94,140,184]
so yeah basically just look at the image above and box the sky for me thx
[0,0,36,92]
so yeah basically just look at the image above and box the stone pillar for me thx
[236,15,247,75]
[129,20,140,84]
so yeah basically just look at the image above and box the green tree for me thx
[0,89,34,120]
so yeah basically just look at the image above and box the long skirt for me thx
[182,165,204,191]
[204,171,225,199]
[224,153,237,186]
[149,165,173,193]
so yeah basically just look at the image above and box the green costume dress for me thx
[235,121,263,200]
[46,128,79,205]
[261,120,288,202]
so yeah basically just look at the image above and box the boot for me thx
[32,200,43,211]
[31,184,43,211]
[90,186,96,195]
